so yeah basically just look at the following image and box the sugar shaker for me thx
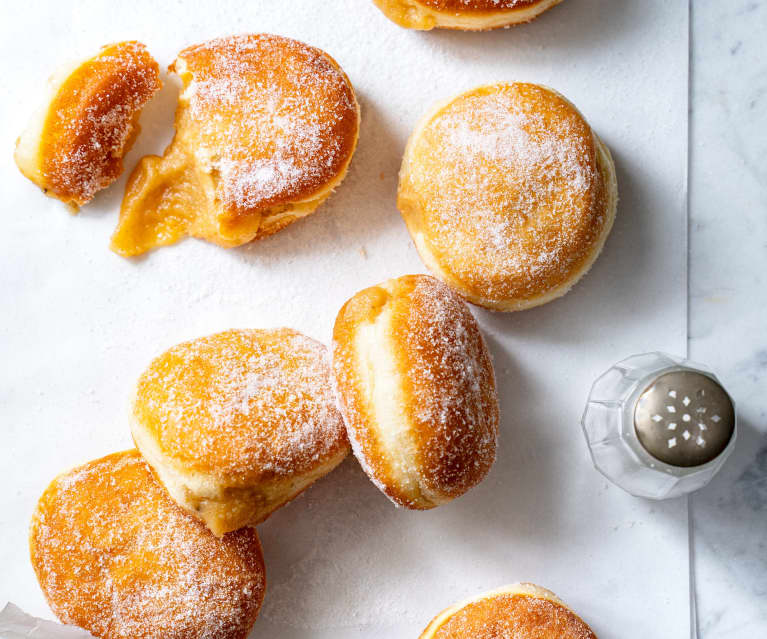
[581,352,736,499]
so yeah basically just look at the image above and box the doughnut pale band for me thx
[131,410,349,536]
[348,300,455,507]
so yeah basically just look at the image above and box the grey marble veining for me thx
[690,0,767,636]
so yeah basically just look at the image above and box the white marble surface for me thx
[690,0,767,637]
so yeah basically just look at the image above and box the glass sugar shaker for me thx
[581,352,736,499]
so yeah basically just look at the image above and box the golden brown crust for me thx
[131,328,350,534]
[133,328,349,481]
[332,274,498,509]
[420,584,597,639]
[29,451,266,639]
[398,83,617,311]
[391,276,499,500]
[111,34,360,256]
[421,0,541,10]
[373,0,563,30]
[15,41,160,208]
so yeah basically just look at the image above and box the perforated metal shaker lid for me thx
[634,369,735,467]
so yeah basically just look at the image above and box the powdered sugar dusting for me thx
[42,42,160,204]
[431,593,597,639]
[403,83,606,301]
[29,451,265,639]
[399,276,499,497]
[332,275,498,505]
[135,329,348,480]
[179,34,358,213]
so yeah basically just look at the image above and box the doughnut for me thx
[111,34,360,256]
[332,274,499,509]
[14,41,160,209]
[373,0,564,30]
[398,83,617,311]
[419,583,597,638]
[29,450,266,639]
[131,328,350,536]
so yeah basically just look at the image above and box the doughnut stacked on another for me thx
[418,583,597,638]
[332,274,499,509]
[373,0,564,31]
[398,83,617,311]
[29,451,266,639]
[14,41,161,209]
[130,328,351,536]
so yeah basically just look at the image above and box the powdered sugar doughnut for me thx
[29,450,266,639]
[332,274,499,509]
[112,34,360,256]
[131,328,350,535]
[398,83,617,312]
[418,583,597,638]
[373,0,564,30]
[15,41,160,209]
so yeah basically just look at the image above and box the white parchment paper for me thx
[0,1,689,637]
[0,605,94,639]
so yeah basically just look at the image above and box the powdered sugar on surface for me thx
[29,452,265,639]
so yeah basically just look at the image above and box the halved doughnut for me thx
[15,42,160,209]
[112,34,360,256]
